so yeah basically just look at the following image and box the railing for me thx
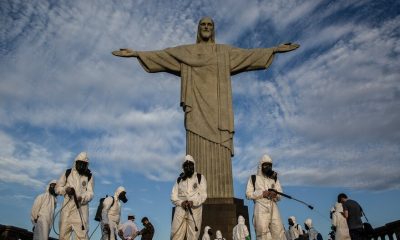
[367,220,400,240]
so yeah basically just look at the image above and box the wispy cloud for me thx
[1,0,399,192]
[232,9,400,190]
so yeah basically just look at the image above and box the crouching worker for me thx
[31,180,58,240]
[56,152,94,240]
[101,186,128,240]
[171,155,207,240]
[246,154,286,240]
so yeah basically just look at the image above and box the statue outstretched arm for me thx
[273,43,300,53]
[112,48,139,57]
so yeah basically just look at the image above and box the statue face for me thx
[198,17,214,42]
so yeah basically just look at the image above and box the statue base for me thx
[201,197,250,240]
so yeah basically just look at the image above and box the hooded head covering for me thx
[203,226,211,238]
[334,202,343,212]
[289,216,297,224]
[238,215,245,225]
[257,154,273,175]
[75,152,89,162]
[182,154,195,168]
[47,180,57,192]
[184,154,195,163]
[305,218,313,228]
[114,186,126,197]
[215,230,223,239]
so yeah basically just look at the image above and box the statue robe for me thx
[137,43,274,198]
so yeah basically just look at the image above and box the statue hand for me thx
[112,48,138,57]
[274,43,300,53]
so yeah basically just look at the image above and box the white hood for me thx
[334,202,344,213]
[257,154,273,175]
[75,151,89,162]
[73,151,89,170]
[238,215,245,225]
[216,230,223,238]
[289,216,297,224]
[46,180,57,193]
[305,218,312,228]
[182,154,196,170]
[114,186,126,198]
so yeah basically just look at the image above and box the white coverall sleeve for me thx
[245,176,263,200]
[31,194,44,224]
[297,224,304,234]
[80,176,94,204]
[192,175,207,207]
[171,182,184,207]
[55,172,67,196]
[332,213,338,227]
[101,197,113,225]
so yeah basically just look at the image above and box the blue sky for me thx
[1,0,399,239]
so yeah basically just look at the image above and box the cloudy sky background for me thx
[1,0,399,238]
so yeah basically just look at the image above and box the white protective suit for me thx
[56,152,94,240]
[101,186,126,240]
[332,203,351,240]
[246,154,286,240]
[202,226,212,240]
[304,218,319,240]
[214,230,226,240]
[288,216,303,240]
[171,155,207,240]
[233,215,250,240]
[118,218,139,240]
[31,180,57,240]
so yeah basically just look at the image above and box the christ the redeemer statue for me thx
[112,17,299,198]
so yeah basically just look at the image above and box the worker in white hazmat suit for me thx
[31,180,58,240]
[233,215,250,240]
[171,155,207,240]
[101,186,129,240]
[304,218,321,240]
[202,226,213,240]
[214,230,226,240]
[56,152,94,240]
[246,154,286,240]
[288,216,304,240]
[332,203,351,240]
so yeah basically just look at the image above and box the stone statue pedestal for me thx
[201,198,250,240]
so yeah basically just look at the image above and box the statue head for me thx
[196,17,215,43]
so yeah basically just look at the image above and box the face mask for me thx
[305,224,310,231]
[182,161,195,178]
[49,183,57,197]
[289,219,294,226]
[261,163,273,177]
[208,229,213,236]
[75,160,88,175]
[118,191,128,203]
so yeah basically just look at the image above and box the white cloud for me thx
[0,131,70,189]
[232,13,400,190]
[1,0,399,192]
